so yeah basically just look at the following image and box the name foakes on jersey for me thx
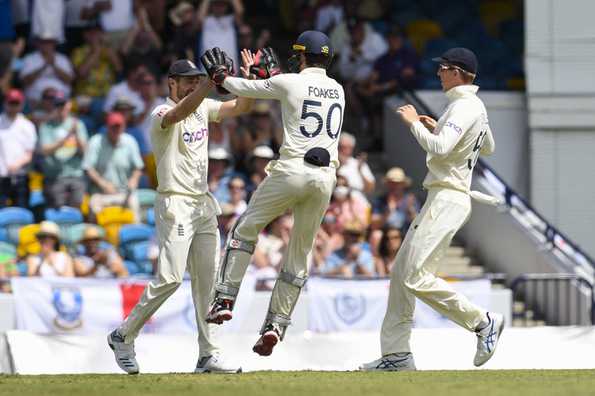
[308,86,340,99]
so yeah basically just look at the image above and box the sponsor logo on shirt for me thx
[444,121,463,135]
[182,128,209,144]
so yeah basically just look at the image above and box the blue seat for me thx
[45,207,83,224]
[0,207,34,245]
[124,260,140,275]
[119,224,155,259]
[130,240,154,275]
[146,208,155,226]
[17,261,28,276]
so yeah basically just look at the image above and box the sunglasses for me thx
[387,233,402,240]
[229,184,245,190]
[438,63,468,74]
[6,100,21,106]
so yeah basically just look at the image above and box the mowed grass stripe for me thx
[1,370,594,396]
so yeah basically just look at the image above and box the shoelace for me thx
[377,357,409,370]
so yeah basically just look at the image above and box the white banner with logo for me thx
[10,276,256,335]
[307,277,491,332]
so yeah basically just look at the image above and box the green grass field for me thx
[2,371,595,396]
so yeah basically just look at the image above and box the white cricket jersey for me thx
[150,97,222,196]
[223,68,345,168]
[409,85,495,193]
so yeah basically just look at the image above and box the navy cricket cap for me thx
[292,30,333,57]
[167,59,206,77]
[432,47,478,75]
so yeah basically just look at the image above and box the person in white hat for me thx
[371,167,419,232]
[26,221,74,278]
[73,226,128,278]
[248,145,275,191]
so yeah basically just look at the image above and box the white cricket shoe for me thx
[107,330,139,374]
[359,353,416,371]
[474,312,505,367]
[194,354,242,374]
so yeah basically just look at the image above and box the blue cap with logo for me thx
[432,47,478,75]
[292,30,333,58]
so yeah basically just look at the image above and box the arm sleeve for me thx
[150,104,173,132]
[480,125,495,156]
[222,75,283,100]
[409,102,477,156]
[82,136,98,170]
[206,99,223,123]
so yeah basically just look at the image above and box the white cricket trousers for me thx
[118,192,221,357]
[220,158,335,319]
[380,187,486,355]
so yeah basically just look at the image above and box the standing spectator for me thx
[374,225,402,276]
[217,203,237,249]
[11,0,31,41]
[26,221,75,277]
[315,0,344,34]
[197,0,243,73]
[38,91,88,209]
[19,33,74,104]
[311,211,344,274]
[64,0,96,51]
[71,23,123,98]
[31,0,65,44]
[74,226,128,278]
[168,1,198,61]
[82,0,136,51]
[120,6,162,61]
[247,145,274,194]
[102,60,147,118]
[0,0,16,94]
[372,167,419,231]
[0,89,36,208]
[83,111,144,221]
[237,24,271,54]
[239,101,282,156]
[319,223,375,277]
[337,132,375,194]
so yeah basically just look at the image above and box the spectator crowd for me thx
[0,0,523,288]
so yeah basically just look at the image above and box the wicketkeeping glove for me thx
[250,47,282,79]
[200,47,235,94]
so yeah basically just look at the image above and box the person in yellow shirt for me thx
[71,23,122,98]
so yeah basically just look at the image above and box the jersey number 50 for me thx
[299,100,343,139]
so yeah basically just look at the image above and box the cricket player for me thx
[200,31,344,356]
[360,48,504,371]
[107,54,254,374]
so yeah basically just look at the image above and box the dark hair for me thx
[378,224,402,259]
[304,53,331,69]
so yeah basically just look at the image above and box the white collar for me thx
[300,67,327,75]
[445,84,479,102]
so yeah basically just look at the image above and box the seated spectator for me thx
[311,211,344,273]
[137,72,165,153]
[338,18,387,83]
[208,147,242,204]
[97,96,149,156]
[19,33,74,105]
[81,0,136,51]
[327,174,371,230]
[73,226,128,278]
[217,203,237,248]
[26,221,75,277]
[228,176,247,215]
[337,132,375,194]
[374,225,403,276]
[372,167,419,232]
[357,27,419,146]
[83,112,144,221]
[71,23,123,98]
[29,87,59,127]
[102,60,148,119]
[319,222,375,277]
[38,91,88,209]
[315,0,344,34]
[0,89,37,208]
[251,214,293,290]
[247,145,275,196]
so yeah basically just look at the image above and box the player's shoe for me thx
[107,330,139,374]
[194,354,242,374]
[206,297,234,324]
[358,353,416,371]
[474,312,505,367]
[252,323,282,356]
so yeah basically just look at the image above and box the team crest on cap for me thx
[187,60,197,68]
[321,46,329,54]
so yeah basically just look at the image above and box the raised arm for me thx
[161,79,214,129]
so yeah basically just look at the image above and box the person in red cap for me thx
[83,111,144,221]
[0,89,37,208]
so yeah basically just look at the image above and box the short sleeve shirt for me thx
[38,117,88,179]
[0,113,36,177]
[150,97,222,196]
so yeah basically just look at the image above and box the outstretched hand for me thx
[240,48,255,79]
